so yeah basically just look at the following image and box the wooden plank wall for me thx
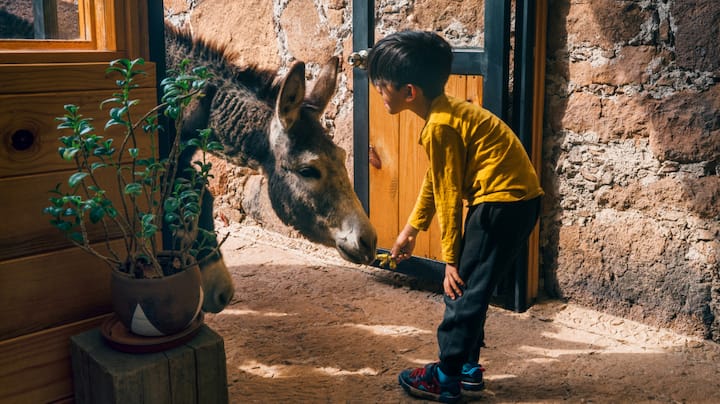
[369,75,482,260]
[0,1,154,402]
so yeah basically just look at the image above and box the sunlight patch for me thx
[520,343,664,358]
[520,345,599,358]
[346,323,431,337]
[238,360,287,378]
[403,356,438,366]
[237,361,379,378]
[526,357,560,364]
[315,367,379,376]
[484,374,518,381]
[218,308,291,317]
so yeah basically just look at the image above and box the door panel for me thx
[368,88,399,249]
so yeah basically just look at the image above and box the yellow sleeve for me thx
[408,169,436,231]
[415,123,465,263]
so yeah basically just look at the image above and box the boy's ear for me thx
[404,84,419,101]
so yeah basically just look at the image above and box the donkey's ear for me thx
[276,61,306,129]
[305,56,339,114]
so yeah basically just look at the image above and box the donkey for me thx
[165,27,378,312]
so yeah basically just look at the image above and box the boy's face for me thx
[374,82,412,115]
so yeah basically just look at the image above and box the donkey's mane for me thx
[165,25,281,104]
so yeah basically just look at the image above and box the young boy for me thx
[368,30,544,403]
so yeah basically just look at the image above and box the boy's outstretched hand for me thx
[444,263,465,299]
[391,224,419,263]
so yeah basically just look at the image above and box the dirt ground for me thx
[205,222,720,403]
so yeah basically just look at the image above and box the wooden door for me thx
[353,1,547,310]
[0,2,158,402]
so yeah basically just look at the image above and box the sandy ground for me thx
[205,222,720,403]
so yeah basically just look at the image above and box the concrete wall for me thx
[165,0,720,341]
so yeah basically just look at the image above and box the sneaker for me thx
[460,363,485,391]
[398,362,461,403]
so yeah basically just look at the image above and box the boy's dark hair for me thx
[367,30,453,99]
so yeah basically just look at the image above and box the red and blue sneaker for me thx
[398,362,461,403]
[460,362,485,391]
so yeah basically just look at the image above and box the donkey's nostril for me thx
[216,289,234,308]
[360,234,377,252]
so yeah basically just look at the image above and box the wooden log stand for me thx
[70,325,228,404]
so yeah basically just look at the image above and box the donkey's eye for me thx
[297,166,322,179]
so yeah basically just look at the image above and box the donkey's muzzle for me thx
[335,217,378,265]
[200,256,235,313]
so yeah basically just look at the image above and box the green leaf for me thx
[140,213,158,238]
[165,106,179,120]
[180,190,199,202]
[124,183,142,196]
[141,213,155,226]
[207,141,224,151]
[163,197,180,213]
[104,119,123,130]
[164,212,180,224]
[68,172,89,188]
[61,147,79,161]
[51,219,73,232]
[128,148,139,158]
[142,225,158,238]
[90,162,107,172]
[183,202,200,214]
[89,206,105,223]
[63,104,79,115]
[100,97,122,109]
[43,206,62,217]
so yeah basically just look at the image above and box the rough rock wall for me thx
[543,0,720,340]
[165,0,720,340]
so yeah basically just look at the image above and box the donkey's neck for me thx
[208,87,274,170]
[165,25,279,169]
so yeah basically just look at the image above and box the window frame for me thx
[0,0,148,64]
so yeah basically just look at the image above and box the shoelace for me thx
[409,366,430,379]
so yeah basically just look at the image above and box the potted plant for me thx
[43,57,222,340]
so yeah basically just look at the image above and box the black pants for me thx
[437,197,541,376]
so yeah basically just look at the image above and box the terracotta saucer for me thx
[100,312,204,353]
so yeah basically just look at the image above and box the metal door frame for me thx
[352,1,541,312]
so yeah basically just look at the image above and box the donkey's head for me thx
[266,57,377,264]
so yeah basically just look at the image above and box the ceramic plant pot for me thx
[111,256,204,337]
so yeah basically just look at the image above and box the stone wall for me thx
[165,0,720,341]
[543,0,719,340]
